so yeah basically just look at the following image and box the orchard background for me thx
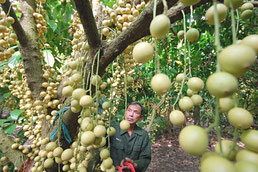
[0,0,257,171]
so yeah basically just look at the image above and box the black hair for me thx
[129,101,144,115]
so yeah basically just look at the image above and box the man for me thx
[110,102,151,172]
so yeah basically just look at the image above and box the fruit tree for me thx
[0,0,257,171]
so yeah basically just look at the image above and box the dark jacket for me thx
[110,123,151,172]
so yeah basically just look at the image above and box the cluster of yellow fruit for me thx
[33,5,47,37]
[101,0,145,36]
[170,75,204,126]
[174,1,258,171]
[240,2,254,20]
[0,8,16,62]
[70,12,89,55]
[0,155,18,172]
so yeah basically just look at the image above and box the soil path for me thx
[146,132,200,172]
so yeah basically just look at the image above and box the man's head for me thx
[125,102,144,125]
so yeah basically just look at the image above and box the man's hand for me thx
[120,157,138,170]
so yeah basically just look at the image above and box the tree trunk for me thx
[0,129,26,169]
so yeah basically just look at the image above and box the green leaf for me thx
[48,20,58,31]
[43,50,55,67]
[10,109,24,120]
[4,124,17,135]
[3,92,11,98]
[8,51,21,69]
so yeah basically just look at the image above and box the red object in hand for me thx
[115,162,135,172]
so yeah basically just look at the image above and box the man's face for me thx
[125,104,142,125]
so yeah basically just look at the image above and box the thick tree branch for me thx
[18,0,45,100]
[99,0,213,75]
[99,0,178,75]
[2,0,28,46]
[0,129,26,168]
[74,0,101,49]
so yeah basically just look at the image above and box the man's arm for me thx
[133,134,152,172]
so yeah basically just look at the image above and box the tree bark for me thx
[0,129,26,169]
[74,0,101,49]
[18,0,45,100]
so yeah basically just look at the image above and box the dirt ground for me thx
[146,132,200,172]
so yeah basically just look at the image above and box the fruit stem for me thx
[227,127,238,158]
[189,5,193,29]
[213,0,222,72]
[162,0,168,14]
[187,42,192,77]
[95,49,100,102]
[187,6,193,77]
[107,108,112,150]
[172,76,185,110]
[154,41,160,73]
[172,10,188,110]
[215,98,223,156]
[147,94,166,131]
[236,10,240,37]
[182,10,187,74]
[230,0,237,43]
[153,0,157,18]
[233,93,238,107]
[123,55,128,112]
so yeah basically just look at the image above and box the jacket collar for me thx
[119,125,143,136]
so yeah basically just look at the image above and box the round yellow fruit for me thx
[206,72,238,98]
[61,149,73,161]
[80,95,93,108]
[175,73,187,83]
[91,75,102,86]
[81,131,96,145]
[179,96,194,111]
[179,125,208,156]
[219,97,234,112]
[93,125,106,137]
[169,110,185,126]
[107,127,116,136]
[72,88,86,100]
[53,147,63,157]
[133,42,154,63]
[186,28,199,42]
[228,107,253,129]
[120,120,130,131]
[241,130,258,153]
[214,140,238,160]
[44,158,54,168]
[102,101,111,110]
[191,95,203,106]
[150,73,171,95]
[224,0,243,10]
[150,14,171,38]
[201,155,235,172]
[177,30,184,40]
[46,142,57,152]
[236,149,258,165]
[62,86,73,97]
[241,35,258,54]
[240,2,254,12]
[240,10,253,20]
[100,149,110,160]
[102,157,113,169]
[187,77,204,92]
[218,44,256,77]
[205,3,228,25]
[235,161,258,172]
